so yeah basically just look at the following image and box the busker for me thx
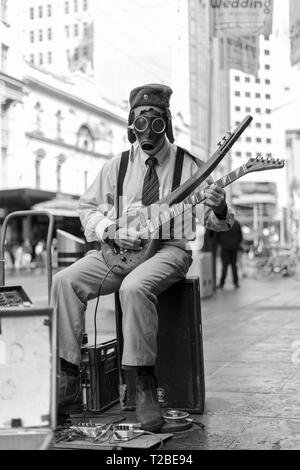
[51,83,235,432]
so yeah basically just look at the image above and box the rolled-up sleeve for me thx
[77,157,119,242]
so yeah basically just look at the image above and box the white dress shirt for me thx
[77,139,235,250]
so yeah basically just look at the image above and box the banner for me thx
[211,0,273,38]
[290,0,300,66]
[225,35,260,75]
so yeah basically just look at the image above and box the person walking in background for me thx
[217,219,243,289]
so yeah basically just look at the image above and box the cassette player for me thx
[0,286,32,308]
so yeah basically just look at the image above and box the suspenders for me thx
[116,146,201,228]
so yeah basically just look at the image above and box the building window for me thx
[256,152,262,157]
[78,125,94,151]
[246,137,252,142]
[236,152,242,157]
[234,91,240,97]
[47,4,52,16]
[255,122,261,128]
[74,47,79,61]
[245,92,251,98]
[235,106,241,112]
[264,49,270,55]
[48,28,52,40]
[65,1,69,13]
[74,0,78,12]
[266,153,272,157]
[234,76,240,82]
[246,152,252,157]
[74,24,79,36]
[265,64,270,70]
[266,138,272,144]
[39,29,43,41]
[35,159,41,189]
[55,110,63,139]
[83,45,88,57]
[39,53,43,65]
[1,0,7,22]
[266,109,271,114]
[265,79,271,85]
[65,25,70,37]
[265,94,271,99]
[30,54,34,65]
[266,123,271,129]
[30,7,34,19]
[255,78,260,84]
[245,107,251,112]
[256,137,262,143]
[38,5,43,18]
[30,31,34,42]
[35,149,45,189]
[48,51,52,64]
[255,93,261,98]
[83,22,88,36]
[255,107,261,113]
[1,44,8,72]
[245,77,250,82]
[84,170,88,190]
[83,0,88,11]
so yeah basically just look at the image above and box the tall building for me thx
[22,0,94,76]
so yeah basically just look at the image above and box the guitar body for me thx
[102,237,160,275]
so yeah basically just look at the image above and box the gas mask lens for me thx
[133,116,166,134]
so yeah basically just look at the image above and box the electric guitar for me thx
[102,155,285,274]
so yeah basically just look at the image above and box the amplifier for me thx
[80,340,119,412]
[115,276,205,414]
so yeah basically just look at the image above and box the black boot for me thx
[135,368,163,433]
[120,367,137,411]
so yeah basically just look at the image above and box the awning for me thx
[0,188,56,210]
[32,196,79,217]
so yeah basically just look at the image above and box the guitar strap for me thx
[117,149,130,219]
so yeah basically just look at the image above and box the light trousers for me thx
[51,244,192,367]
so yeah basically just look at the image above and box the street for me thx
[5,266,300,450]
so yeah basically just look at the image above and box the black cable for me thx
[82,264,119,419]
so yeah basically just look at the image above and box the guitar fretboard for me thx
[147,164,248,232]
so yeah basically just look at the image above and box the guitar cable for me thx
[81,263,120,418]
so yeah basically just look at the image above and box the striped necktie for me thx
[142,156,160,206]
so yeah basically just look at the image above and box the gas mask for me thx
[128,110,167,154]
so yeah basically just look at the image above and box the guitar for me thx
[102,155,285,274]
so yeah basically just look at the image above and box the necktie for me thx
[142,156,159,206]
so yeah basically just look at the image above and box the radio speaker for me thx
[115,276,205,414]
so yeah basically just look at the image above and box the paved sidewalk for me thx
[5,269,300,449]
[163,275,300,450]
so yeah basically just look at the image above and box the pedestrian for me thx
[51,83,235,431]
[217,218,243,289]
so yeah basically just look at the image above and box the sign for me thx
[225,35,260,75]
[290,0,300,66]
[211,0,273,38]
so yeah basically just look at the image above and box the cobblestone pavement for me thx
[5,268,300,450]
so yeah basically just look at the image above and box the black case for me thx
[115,276,205,414]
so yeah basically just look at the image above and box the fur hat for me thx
[127,83,175,144]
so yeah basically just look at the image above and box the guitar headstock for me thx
[245,156,285,173]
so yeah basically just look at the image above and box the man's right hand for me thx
[103,224,142,250]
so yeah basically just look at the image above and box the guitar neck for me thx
[149,164,248,232]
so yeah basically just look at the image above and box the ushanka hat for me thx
[127,83,175,144]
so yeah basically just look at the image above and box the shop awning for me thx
[32,196,79,217]
[0,188,56,210]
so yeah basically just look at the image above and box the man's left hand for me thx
[203,183,227,215]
